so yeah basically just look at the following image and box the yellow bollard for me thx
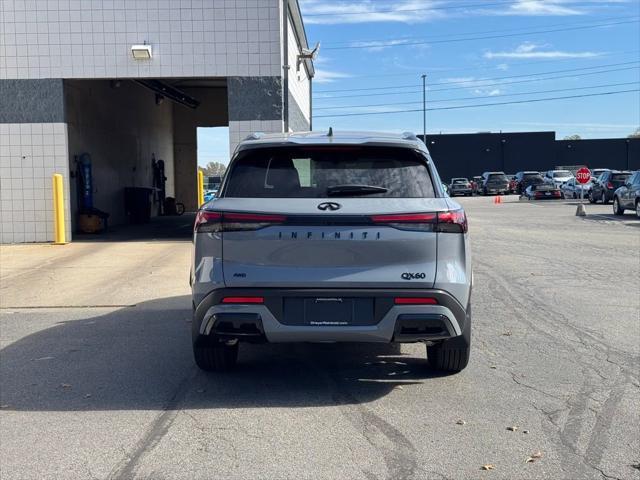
[52,173,66,245]
[198,170,205,207]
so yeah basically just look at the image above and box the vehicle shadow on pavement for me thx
[0,296,449,412]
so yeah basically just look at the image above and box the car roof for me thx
[236,130,428,153]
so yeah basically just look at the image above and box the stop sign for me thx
[576,167,591,184]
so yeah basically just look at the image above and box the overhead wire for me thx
[313,89,640,118]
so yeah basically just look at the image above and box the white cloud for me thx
[313,69,353,84]
[505,0,585,16]
[299,0,447,25]
[484,42,603,59]
[497,63,510,71]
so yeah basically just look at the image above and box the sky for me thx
[198,0,639,166]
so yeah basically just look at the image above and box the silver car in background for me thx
[191,131,472,373]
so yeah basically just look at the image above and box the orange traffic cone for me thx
[494,195,502,204]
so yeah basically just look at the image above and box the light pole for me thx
[422,74,427,143]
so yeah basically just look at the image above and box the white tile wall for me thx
[0,123,71,243]
[0,0,283,79]
[228,119,283,156]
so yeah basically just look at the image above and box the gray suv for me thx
[191,131,472,373]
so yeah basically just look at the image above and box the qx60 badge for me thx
[317,202,341,211]
[402,272,426,280]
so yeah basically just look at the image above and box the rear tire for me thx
[588,192,596,204]
[194,341,239,372]
[613,197,624,216]
[427,306,471,373]
[636,200,640,219]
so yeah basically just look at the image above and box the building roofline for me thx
[288,0,315,78]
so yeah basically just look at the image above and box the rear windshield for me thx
[611,173,630,181]
[453,179,468,184]
[523,173,541,178]
[488,174,507,181]
[223,146,436,198]
[553,171,572,178]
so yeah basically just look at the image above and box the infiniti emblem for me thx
[317,202,341,211]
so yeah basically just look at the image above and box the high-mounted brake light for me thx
[394,297,438,305]
[194,211,287,233]
[221,296,264,304]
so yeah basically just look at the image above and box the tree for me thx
[199,161,227,177]
[628,128,640,138]
[563,134,582,140]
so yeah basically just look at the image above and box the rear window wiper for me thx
[326,184,389,197]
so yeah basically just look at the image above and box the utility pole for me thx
[421,74,427,143]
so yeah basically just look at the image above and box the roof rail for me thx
[244,132,265,141]
[401,131,418,141]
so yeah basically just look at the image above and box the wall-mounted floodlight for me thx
[131,44,152,59]
[297,42,320,72]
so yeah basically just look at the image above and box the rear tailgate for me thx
[216,198,450,289]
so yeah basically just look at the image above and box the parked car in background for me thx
[449,178,473,196]
[612,170,640,217]
[591,168,610,180]
[204,189,218,202]
[560,177,592,199]
[524,183,562,200]
[514,171,544,195]
[480,171,510,195]
[589,170,632,204]
[544,170,574,188]
[471,176,483,194]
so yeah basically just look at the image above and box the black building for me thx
[420,131,640,182]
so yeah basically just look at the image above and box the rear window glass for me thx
[223,146,435,198]
[453,179,468,184]
[488,174,507,181]
[553,171,572,178]
[611,173,630,181]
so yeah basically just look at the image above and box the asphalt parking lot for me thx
[1,197,638,480]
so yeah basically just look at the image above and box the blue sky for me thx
[303,0,639,137]
[198,0,639,166]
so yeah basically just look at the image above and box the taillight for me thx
[221,296,264,304]
[371,213,437,231]
[194,210,222,233]
[394,297,438,305]
[371,210,467,233]
[607,182,614,189]
[194,211,286,233]
[436,210,468,233]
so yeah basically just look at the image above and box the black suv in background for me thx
[514,171,545,195]
[480,172,510,195]
[589,170,632,204]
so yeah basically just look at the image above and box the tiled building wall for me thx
[0,123,71,243]
[0,0,282,80]
[229,119,284,156]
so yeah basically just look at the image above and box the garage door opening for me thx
[65,78,228,242]
[198,127,229,195]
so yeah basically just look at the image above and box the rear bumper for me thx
[193,288,469,344]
